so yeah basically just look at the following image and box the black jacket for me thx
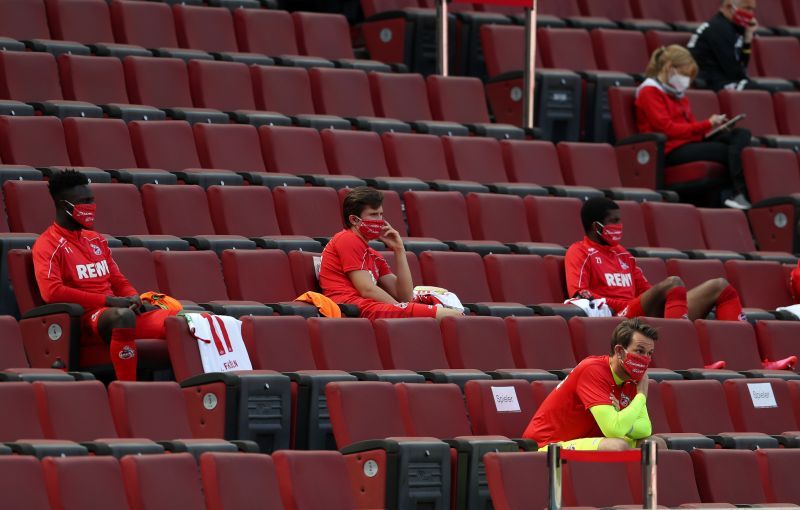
[688,12,751,91]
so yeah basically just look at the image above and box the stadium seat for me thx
[723,378,800,444]
[292,11,390,71]
[724,260,793,310]
[0,456,52,510]
[563,453,638,508]
[153,250,268,317]
[0,0,87,56]
[440,316,554,380]
[608,86,726,192]
[110,247,160,294]
[320,129,427,192]
[110,0,189,54]
[382,132,486,193]
[395,382,472,438]
[484,254,564,307]
[505,316,576,372]
[172,4,271,65]
[755,449,800,505]
[404,191,509,254]
[523,195,583,249]
[484,451,550,510]
[139,184,255,252]
[426,75,524,139]
[696,320,798,378]
[443,137,546,196]
[633,0,692,25]
[754,321,800,376]
[90,183,169,241]
[698,207,794,263]
[556,142,663,202]
[0,315,75,381]
[123,57,228,125]
[121,453,207,510]
[233,8,313,61]
[307,317,422,381]
[3,180,54,234]
[691,449,778,506]
[63,118,176,186]
[259,125,363,189]
[464,379,539,438]
[635,256,669,284]
[628,449,722,508]
[270,185,344,240]
[719,90,799,147]
[187,59,288,127]
[665,258,727,289]
[591,29,652,76]
[368,72,470,137]
[207,186,319,252]
[200,452,284,510]
[0,381,47,442]
[272,450,358,510]
[641,201,743,260]
[774,91,800,136]
[567,316,623,360]
[580,0,669,29]
[644,30,694,54]
[662,380,777,448]
[42,455,131,510]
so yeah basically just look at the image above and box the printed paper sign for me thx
[748,382,777,409]
[491,386,521,413]
[313,256,322,279]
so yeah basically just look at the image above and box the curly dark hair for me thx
[48,169,89,200]
[580,197,619,232]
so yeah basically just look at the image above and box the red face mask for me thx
[356,218,385,240]
[619,348,651,382]
[65,201,96,229]
[596,222,623,246]
[732,8,755,27]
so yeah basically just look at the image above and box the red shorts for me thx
[617,297,645,318]
[359,301,438,321]
[82,307,172,341]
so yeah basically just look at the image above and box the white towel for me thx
[185,313,253,374]
[564,298,613,318]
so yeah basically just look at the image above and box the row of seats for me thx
[485,448,800,508]
[0,0,373,69]
[0,450,353,510]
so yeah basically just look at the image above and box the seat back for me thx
[259,126,329,175]
[405,191,474,240]
[484,452,549,510]
[42,456,131,510]
[467,193,531,243]
[308,317,384,371]
[539,27,599,70]
[369,71,435,122]
[233,8,298,55]
[309,67,375,117]
[642,201,707,250]
[480,25,534,78]
[632,0,689,21]
[200,452,284,510]
[0,456,51,510]
[568,316,624,359]
[173,4,238,53]
[690,449,768,505]
[0,116,69,167]
[500,140,566,186]
[524,196,584,245]
[63,117,137,169]
[741,147,800,203]
[695,320,762,371]
[396,382,472,437]
[34,380,117,442]
[111,247,159,293]
[0,382,46,441]
[443,136,508,183]
[321,129,390,179]
[441,316,516,371]
[110,0,178,48]
[484,254,560,305]
[373,318,451,371]
[3,180,53,234]
[723,378,798,434]
[465,379,537,437]
[645,317,708,370]
[591,28,650,74]
[0,315,31,369]
[194,123,265,173]
[59,54,129,104]
[121,453,206,510]
[665,258,726,289]
[272,186,342,238]
[556,142,623,188]
[325,381,407,447]
[578,0,633,18]
[661,380,736,434]
[627,449,704,507]
[718,90,779,137]
[90,183,149,236]
[755,321,800,375]
[242,316,316,372]
[419,251,494,303]
[773,91,800,135]
[154,250,229,302]
[608,86,638,140]
[293,12,355,60]
[272,450,357,510]
[645,30,693,54]
[108,381,194,439]
[0,51,62,103]
[426,75,491,124]
[129,120,201,171]
[725,260,793,310]
[0,0,50,39]
[207,185,279,237]
[754,36,800,80]
[382,132,451,181]
[222,250,299,304]
[505,316,576,370]
[188,59,256,111]
[698,207,757,252]
[564,457,635,507]
[635,257,667,285]
[123,57,193,109]
[755,449,800,505]
[251,66,315,115]
[141,184,215,236]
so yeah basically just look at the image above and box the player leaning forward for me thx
[523,319,667,451]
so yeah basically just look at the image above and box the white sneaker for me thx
[724,193,752,210]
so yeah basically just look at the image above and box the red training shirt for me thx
[635,79,713,154]
[319,230,392,308]
[523,355,639,445]
[32,223,136,311]
[565,237,651,314]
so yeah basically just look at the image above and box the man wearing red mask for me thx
[688,0,759,91]
[566,197,745,321]
[319,187,462,321]
[523,319,665,450]
[32,170,172,381]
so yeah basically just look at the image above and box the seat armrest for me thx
[21,303,84,319]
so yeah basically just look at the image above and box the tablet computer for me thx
[705,113,746,139]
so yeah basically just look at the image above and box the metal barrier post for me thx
[436,0,449,76]
[522,0,537,130]
[547,443,562,510]
[641,439,658,509]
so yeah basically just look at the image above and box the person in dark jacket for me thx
[688,0,759,91]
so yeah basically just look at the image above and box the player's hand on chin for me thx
[379,222,404,252]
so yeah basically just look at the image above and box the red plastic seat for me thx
[250,66,318,117]
[666,258,727,289]
[0,456,51,510]
[0,382,47,441]
[439,316,520,371]
[690,449,771,506]
[307,317,389,372]
[173,4,238,53]
[259,125,329,176]
[206,185,287,239]
[0,116,71,167]
[627,449,711,508]
[129,120,199,171]
[755,449,800,505]
[188,59,257,112]
[741,147,800,203]
[121,453,206,510]
[442,136,509,184]
[754,321,800,377]
[110,0,179,49]
[567,316,624,359]
[725,260,793,310]
[320,129,397,180]
[644,30,693,55]
[524,196,584,246]
[325,381,407,447]
[695,320,778,373]
[292,12,358,61]
[0,0,50,40]
[661,380,738,435]
[396,382,472,438]
[718,90,781,138]
[774,91,800,136]
[591,28,650,74]
[484,451,549,510]
[271,186,342,238]
[641,201,707,250]
[58,54,128,105]
[754,37,800,81]
[369,71,438,122]
[698,207,758,253]
[108,381,194,440]
[505,316,576,370]
[466,193,532,242]
[110,247,159,293]
[426,75,494,124]
[484,254,562,305]
[635,256,668,283]
[405,191,481,244]
[233,8,298,56]
[633,0,690,22]
[723,378,799,435]
[90,183,149,236]
[33,380,118,442]
[140,184,213,236]
[563,454,637,508]
[223,249,306,305]
[645,317,722,372]
[308,67,376,118]
[272,450,357,510]
[373,318,454,371]
[0,48,64,103]
[200,452,284,510]
[42,456,130,510]
[382,132,454,182]
[242,316,319,372]
[193,123,266,174]
[419,251,498,305]
[63,117,137,169]
[3,180,54,233]
[123,57,193,109]
[464,379,537,437]
[153,250,233,303]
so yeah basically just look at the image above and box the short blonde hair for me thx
[645,45,698,80]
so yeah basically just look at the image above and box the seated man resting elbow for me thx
[319,187,462,321]
[523,319,666,451]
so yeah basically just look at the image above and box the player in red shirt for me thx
[32,170,173,381]
[566,197,745,321]
[523,319,666,451]
[319,187,463,321]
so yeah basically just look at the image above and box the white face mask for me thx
[668,72,691,93]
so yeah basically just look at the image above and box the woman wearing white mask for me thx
[636,45,752,209]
